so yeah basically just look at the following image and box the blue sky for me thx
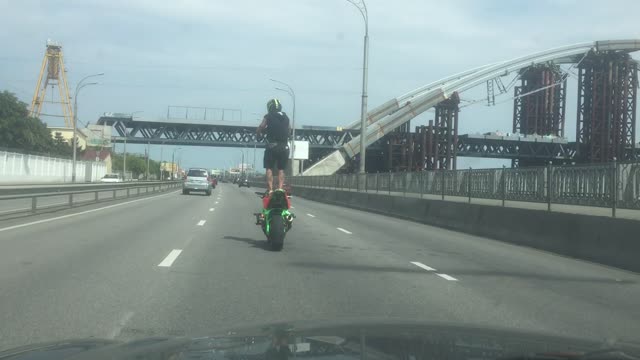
[2,0,639,170]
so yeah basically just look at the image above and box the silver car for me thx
[182,168,212,196]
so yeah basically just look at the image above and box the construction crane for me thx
[29,40,73,127]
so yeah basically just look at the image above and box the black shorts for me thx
[264,144,289,170]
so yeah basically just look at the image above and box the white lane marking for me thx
[411,261,436,271]
[290,206,294,209]
[306,213,316,218]
[209,208,215,212]
[215,201,219,204]
[197,220,206,226]
[436,273,458,281]
[108,311,134,339]
[158,249,183,267]
[336,227,352,234]
[0,190,180,233]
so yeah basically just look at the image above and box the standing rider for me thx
[257,99,290,196]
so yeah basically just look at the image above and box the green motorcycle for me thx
[254,190,294,251]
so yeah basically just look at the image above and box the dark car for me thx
[3,321,638,360]
[238,178,250,188]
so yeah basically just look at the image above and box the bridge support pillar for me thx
[433,92,460,170]
[512,64,567,167]
[576,51,637,163]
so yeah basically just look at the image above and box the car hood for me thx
[1,319,639,360]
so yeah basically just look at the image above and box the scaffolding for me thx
[512,64,567,167]
[30,40,73,127]
[433,92,460,170]
[576,51,638,162]
[379,93,460,172]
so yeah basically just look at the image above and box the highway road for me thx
[0,184,639,350]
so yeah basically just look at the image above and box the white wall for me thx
[0,151,107,184]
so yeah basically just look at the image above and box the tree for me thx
[111,153,162,179]
[0,90,73,156]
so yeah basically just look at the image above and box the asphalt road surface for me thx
[0,184,639,350]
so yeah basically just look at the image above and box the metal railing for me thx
[0,181,181,216]
[289,160,640,217]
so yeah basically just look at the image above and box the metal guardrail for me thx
[0,181,181,216]
[289,160,640,217]
[0,181,176,196]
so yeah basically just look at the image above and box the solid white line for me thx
[197,220,206,226]
[411,261,436,271]
[209,208,215,212]
[306,213,316,218]
[0,190,179,233]
[336,227,352,234]
[158,249,182,267]
[436,273,458,281]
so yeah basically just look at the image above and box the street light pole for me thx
[72,72,104,182]
[123,111,142,181]
[123,131,127,181]
[171,147,181,180]
[241,150,245,176]
[159,145,164,180]
[146,142,150,180]
[346,0,369,174]
[270,79,296,175]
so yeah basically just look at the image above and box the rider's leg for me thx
[264,148,274,192]
[266,168,274,192]
[278,147,287,189]
[278,169,285,190]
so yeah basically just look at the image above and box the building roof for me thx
[49,126,89,139]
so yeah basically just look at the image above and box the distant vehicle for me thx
[282,182,292,197]
[183,168,212,196]
[238,178,250,188]
[100,174,122,183]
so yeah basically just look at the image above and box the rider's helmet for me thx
[267,98,282,113]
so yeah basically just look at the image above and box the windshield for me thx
[2,0,640,356]
[187,169,208,177]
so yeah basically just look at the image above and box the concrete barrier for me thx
[293,187,640,273]
[0,150,107,184]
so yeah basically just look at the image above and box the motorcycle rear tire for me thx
[268,214,285,251]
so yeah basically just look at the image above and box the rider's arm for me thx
[257,116,267,135]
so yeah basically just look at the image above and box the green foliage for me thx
[0,90,76,157]
[111,153,162,179]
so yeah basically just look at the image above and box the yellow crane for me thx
[30,40,73,127]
